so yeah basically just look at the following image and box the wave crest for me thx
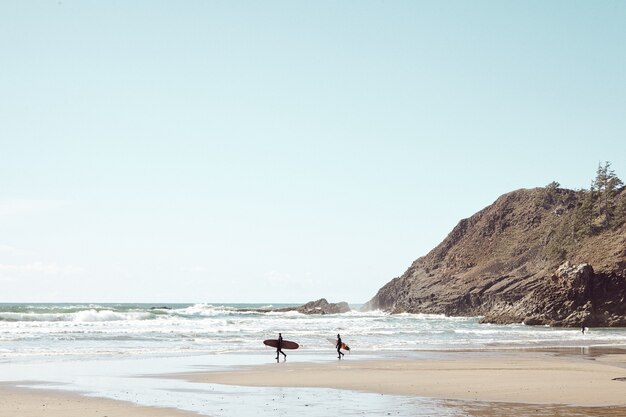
[0,309,153,322]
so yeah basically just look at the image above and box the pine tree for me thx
[594,162,607,226]
[543,181,561,206]
[606,164,624,226]
[616,190,626,226]
[575,183,595,236]
[594,161,624,227]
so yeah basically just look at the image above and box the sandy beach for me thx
[176,351,626,407]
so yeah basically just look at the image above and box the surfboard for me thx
[328,338,350,351]
[263,339,299,349]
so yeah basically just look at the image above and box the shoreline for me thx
[2,347,626,416]
[173,349,626,407]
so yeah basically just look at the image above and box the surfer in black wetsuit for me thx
[336,334,345,359]
[276,332,287,362]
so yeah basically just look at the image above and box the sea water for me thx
[0,304,626,361]
[2,303,626,416]
[2,302,626,361]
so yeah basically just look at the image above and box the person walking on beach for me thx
[276,332,287,362]
[336,334,345,359]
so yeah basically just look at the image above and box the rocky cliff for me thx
[363,187,626,327]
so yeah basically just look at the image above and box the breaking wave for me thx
[1,302,626,360]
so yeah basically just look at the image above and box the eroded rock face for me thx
[481,262,626,326]
[297,298,350,315]
[363,187,626,327]
[553,261,593,286]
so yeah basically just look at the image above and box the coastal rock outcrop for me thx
[296,298,351,315]
[242,299,351,315]
[480,262,626,326]
[363,187,626,327]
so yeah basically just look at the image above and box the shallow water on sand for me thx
[2,352,626,417]
[0,353,469,416]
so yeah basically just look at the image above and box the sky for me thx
[0,1,625,304]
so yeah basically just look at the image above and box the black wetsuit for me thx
[337,336,344,359]
[276,334,286,362]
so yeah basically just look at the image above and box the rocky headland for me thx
[363,184,626,327]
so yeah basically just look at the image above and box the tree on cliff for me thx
[594,161,624,228]
[573,181,596,237]
[616,190,626,226]
[543,181,561,206]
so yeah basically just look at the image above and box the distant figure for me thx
[276,332,287,362]
[581,325,587,335]
[336,334,345,359]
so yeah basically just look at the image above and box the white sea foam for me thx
[0,310,152,322]
[1,303,626,361]
[71,309,152,322]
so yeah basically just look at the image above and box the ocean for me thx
[2,302,626,362]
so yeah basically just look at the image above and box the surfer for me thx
[276,332,287,362]
[336,334,345,359]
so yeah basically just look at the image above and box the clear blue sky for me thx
[1,1,624,303]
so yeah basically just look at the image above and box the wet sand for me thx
[3,350,626,417]
[0,385,200,417]
[176,351,626,407]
